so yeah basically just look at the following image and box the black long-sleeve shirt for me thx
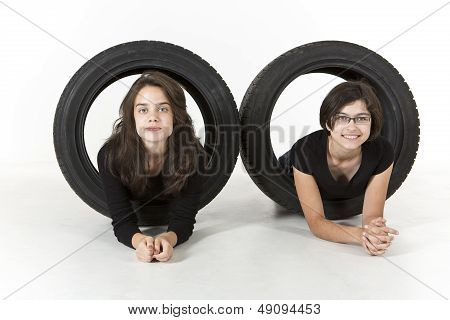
[97,145,204,250]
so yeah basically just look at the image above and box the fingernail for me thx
[364,225,368,228]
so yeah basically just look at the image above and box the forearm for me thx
[166,214,196,247]
[113,223,141,249]
[156,231,178,247]
[311,218,363,245]
[362,213,383,227]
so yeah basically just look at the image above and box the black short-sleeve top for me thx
[288,129,394,201]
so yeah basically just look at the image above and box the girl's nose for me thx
[346,119,358,128]
[147,108,159,122]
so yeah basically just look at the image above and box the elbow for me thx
[113,231,129,248]
[185,228,193,241]
[168,216,196,245]
[310,228,327,241]
[307,221,319,238]
[115,234,134,250]
[111,223,138,249]
[177,228,194,246]
[310,228,322,239]
[306,216,326,239]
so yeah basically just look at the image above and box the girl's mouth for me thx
[342,135,360,140]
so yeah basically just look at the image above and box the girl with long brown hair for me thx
[97,71,206,263]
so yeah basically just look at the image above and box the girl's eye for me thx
[158,106,169,112]
[139,108,147,113]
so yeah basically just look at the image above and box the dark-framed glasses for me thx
[334,114,371,125]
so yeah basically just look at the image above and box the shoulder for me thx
[379,135,394,153]
[97,144,106,159]
[365,135,394,156]
[176,147,208,195]
[289,130,325,174]
[97,144,111,167]
[293,129,324,148]
[192,148,208,183]
[291,129,325,156]
[97,144,107,166]
[365,135,395,174]
[97,143,117,176]
[302,129,325,143]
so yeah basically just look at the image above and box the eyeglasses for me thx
[334,115,371,125]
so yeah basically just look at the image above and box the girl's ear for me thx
[325,122,332,134]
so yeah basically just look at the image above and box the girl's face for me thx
[134,85,174,147]
[326,99,371,151]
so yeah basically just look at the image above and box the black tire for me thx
[54,41,240,225]
[239,41,420,219]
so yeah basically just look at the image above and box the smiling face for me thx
[133,85,174,149]
[326,99,371,151]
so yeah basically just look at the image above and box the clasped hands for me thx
[136,235,173,263]
[361,217,399,256]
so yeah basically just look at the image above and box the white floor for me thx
[0,155,449,300]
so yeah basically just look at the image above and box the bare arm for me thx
[293,167,362,244]
[361,163,393,226]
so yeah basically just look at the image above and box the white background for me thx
[1,0,449,164]
[1,0,449,303]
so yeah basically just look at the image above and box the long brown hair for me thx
[100,70,205,199]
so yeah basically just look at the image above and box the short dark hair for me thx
[319,80,383,141]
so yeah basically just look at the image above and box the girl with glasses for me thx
[279,81,399,255]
